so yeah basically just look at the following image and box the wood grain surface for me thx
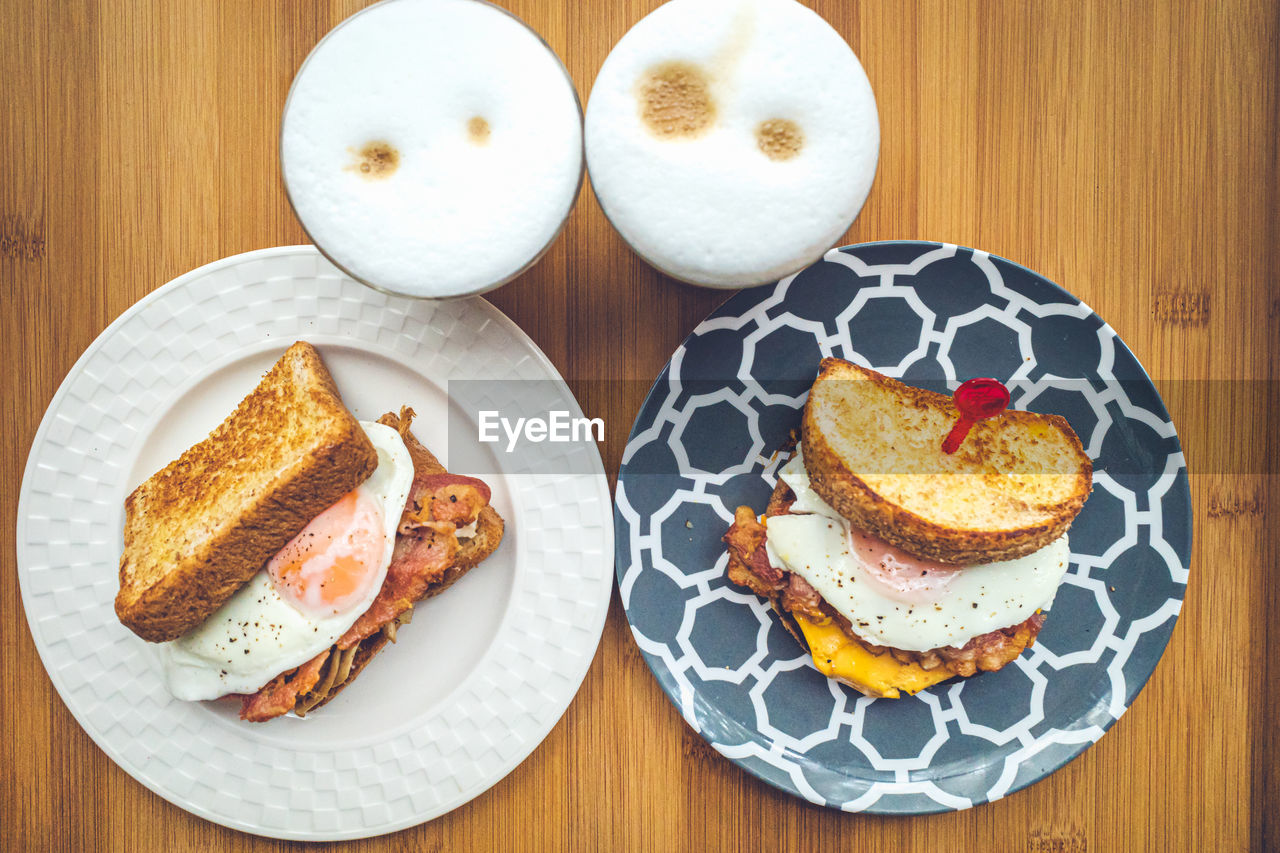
[3,0,1277,850]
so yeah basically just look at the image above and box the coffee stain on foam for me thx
[635,0,758,141]
[709,0,758,79]
[345,141,400,180]
[638,62,717,139]
[467,116,491,145]
[756,118,803,160]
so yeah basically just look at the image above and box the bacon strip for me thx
[335,526,459,650]
[724,507,785,597]
[781,573,824,619]
[402,473,490,532]
[890,612,1046,676]
[238,651,329,722]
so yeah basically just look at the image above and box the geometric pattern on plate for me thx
[615,241,1189,814]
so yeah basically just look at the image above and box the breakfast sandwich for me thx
[115,341,503,721]
[723,358,1092,698]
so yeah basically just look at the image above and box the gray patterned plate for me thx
[16,246,613,840]
[615,241,1190,814]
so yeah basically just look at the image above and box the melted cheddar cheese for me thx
[795,614,953,699]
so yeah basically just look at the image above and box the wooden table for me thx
[3,1,1276,850]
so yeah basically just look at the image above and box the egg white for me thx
[159,421,415,701]
[764,452,1071,652]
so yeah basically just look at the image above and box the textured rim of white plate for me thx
[15,245,614,841]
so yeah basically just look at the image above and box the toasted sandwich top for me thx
[115,341,378,642]
[801,358,1092,565]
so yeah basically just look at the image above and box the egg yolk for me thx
[848,526,962,604]
[267,489,385,617]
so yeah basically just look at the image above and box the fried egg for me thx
[160,422,414,701]
[764,452,1070,652]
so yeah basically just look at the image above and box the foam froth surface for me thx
[585,0,879,288]
[282,0,583,297]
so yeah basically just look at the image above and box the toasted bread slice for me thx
[116,342,377,642]
[801,358,1091,565]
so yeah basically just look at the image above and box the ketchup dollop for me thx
[941,377,1010,454]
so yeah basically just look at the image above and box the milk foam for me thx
[281,0,583,297]
[585,0,879,287]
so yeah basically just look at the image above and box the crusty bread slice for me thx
[116,342,377,642]
[801,358,1092,565]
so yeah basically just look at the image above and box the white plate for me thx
[16,246,613,840]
